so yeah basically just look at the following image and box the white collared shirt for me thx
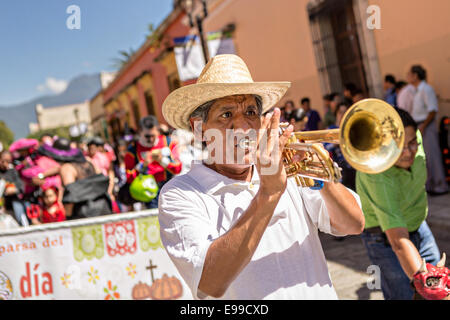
[397,84,416,114]
[158,162,361,300]
[411,81,439,122]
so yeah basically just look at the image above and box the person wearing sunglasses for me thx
[356,108,447,300]
[124,115,182,209]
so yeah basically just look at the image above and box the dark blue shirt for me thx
[384,88,397,107]
[305,110,321,131]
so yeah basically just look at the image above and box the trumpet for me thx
[280,98,405,187]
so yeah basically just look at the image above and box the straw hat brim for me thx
[162,82,291,130]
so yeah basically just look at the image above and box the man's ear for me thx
[190,118,204,141]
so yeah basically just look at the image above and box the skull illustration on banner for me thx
[104,220,137,257]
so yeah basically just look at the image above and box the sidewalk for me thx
[320,192,450,300]
[425,192,450,233]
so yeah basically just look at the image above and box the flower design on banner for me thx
[126,263,137,279]
[0,271,14,300]
[87,266,100,284]
[72,225,104,262]
[104,220,137,257]
[137,216,163,251]
[104,280,120,300]
[60,273,72,289]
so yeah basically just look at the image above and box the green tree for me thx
[146,23,161,46]
[27,126,73,141]
[111,47,136,70]
[0,120,14,150]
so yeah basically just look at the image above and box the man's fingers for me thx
[263,111,273,129]
[258,111,273,145]
[279,124,294,150]
[269,108,281,132]
[266,108,281,150]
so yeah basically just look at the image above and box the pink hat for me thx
[9,139,39,153]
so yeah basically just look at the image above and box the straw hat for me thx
[162,54,291,130]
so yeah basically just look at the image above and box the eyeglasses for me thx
[402,141,420,153]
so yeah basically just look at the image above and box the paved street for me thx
[320,192,450,300]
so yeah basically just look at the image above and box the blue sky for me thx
[0,0,173,106]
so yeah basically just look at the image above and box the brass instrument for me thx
[281,98,405,187]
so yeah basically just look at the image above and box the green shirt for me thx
[356,130,427,232]
[323,110,336,128]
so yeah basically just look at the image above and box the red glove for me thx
[26,204,41,220]
[413,253,450,300]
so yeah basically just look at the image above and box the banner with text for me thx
[0,210,193,300]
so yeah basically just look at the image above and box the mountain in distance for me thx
[0,73,102,139]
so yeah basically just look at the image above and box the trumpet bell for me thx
[282,98,405,187]
[340,98,405,174]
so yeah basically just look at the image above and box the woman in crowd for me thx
[9,138,62,225]
[39,138,112,219]
[113,139,130,212]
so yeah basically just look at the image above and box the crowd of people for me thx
[0,115,204,228]
[1,64,447,231]
[272,64,449,196]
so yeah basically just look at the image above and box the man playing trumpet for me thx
[158,54,365,299]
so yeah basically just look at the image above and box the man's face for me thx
[353,93,363,103]
[139,127,159,148]
[395,126,419,169]
[284,102,293,113]
[41,136,53,146]
[330,97,339,112]
[336,105,348,126]
[407,71,418,85]
[302,102,310,111]
[88,144,98,157]
[118,144,127,156]
[0,153,12,170]
[194,94,261,169]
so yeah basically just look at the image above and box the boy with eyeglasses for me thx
[356,108,447,300]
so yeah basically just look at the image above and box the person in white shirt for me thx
[158,54,365,300]
[396,81,415,115]
[408,65,448,195]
